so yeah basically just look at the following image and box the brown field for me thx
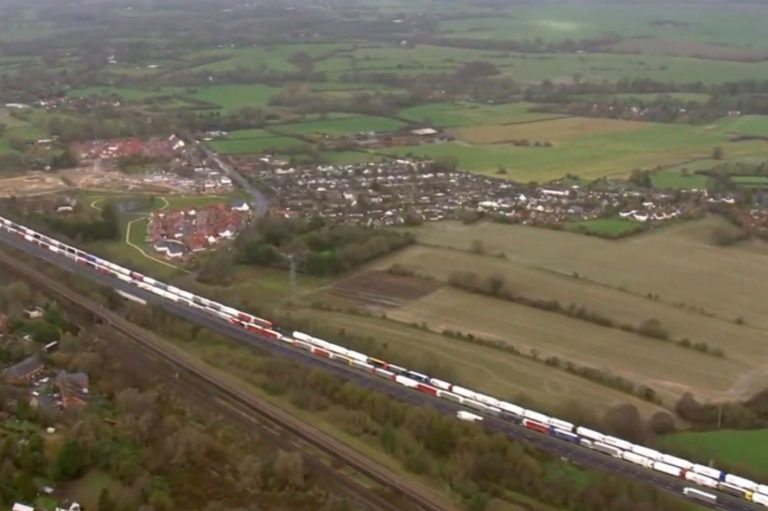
[327,270,442,308]
[607,38,768,62]
[389,287,752,405]
[291,308,668,419]
[0,172,68,197]
[400,218,768,331]
[317,217,768,407]
[447,117,648,145]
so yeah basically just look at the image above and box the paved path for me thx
[124,197,181,270]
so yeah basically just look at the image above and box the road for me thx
[0,231,761,511]
[199,144,269,216]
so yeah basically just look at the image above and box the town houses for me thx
[146,202,251,259]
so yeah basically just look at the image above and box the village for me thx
[0,307,88,511]
[225,154,744,231]
[146,200,251,260]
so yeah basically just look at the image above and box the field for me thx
[379,120,768,181]
[448,117,646,144]
[716,115,768,137]
[67,86,182,101]
[209,129,307,154]
[607,38,768,61]
[435,3,768,48]
[185,84,280,112]
[399,102,562,127]
[296,218,768,411]
[651,170,710,190]
[290,307,667,419]
[565,217,645,237]
[187,43,349,73]
[660,429,768,477]
[272,114,405,135]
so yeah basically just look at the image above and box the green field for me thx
[186,84,280,112]
[716,115,768,137]
[311,42,768,83]
[378,119,768,181]
[67,86,182,101]
[209,129,307,154]
[565,217,645,237]
[651,170,710,190]
[435,3,768,48]
[399,101,561,127]
[187,43,349,72]
[575,93,712,104]
[733,176,768,187]
[660,429,768,477]
[273,114,405,135]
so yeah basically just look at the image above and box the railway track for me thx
[0,248,457,511]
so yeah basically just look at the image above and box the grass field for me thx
[565,217,645,237]
[67,86,182,101]
[209,129,307,154]
[378,119,768,181]
[660,429,768,477]
[399,102,561,127]
[324,218,768,407]
[187,43,349,73]
[290,308,667,418]
[273,114,404,135]
[575,93,712,103]
[448,117,645,144]
[185,84,279,112]
[651,170,710,190]
[716,115,768,137]
[435,3,768,48]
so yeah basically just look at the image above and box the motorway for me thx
[0,230,761,511]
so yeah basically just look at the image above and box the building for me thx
[56,371,90,409]
[13,503,35,511]
[23,306,44,319]
[2,356,45,385]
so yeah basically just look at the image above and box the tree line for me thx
[125,301,697,511]
[198,215,413,282]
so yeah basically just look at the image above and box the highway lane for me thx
[0,232,761,511]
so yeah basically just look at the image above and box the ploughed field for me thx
[299,218,768,417]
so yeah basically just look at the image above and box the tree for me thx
[648,411,676,435]
[603,404,645,442]
[273,450,305,489]
[197,249,236,285]
[55,439,84,479]
[289,51,314,74]
[98,488,116,511]
[628,169,652,188]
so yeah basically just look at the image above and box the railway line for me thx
[0,226,763,511]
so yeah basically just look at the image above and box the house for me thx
[411,128,438,136]
[56,371,90,409]
[2,356,45,385]
[230,199,250,212]
[23,306,44,319]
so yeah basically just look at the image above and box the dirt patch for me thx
[0,172,69,197]
[606,38,768,62]
[327,270,442,308]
